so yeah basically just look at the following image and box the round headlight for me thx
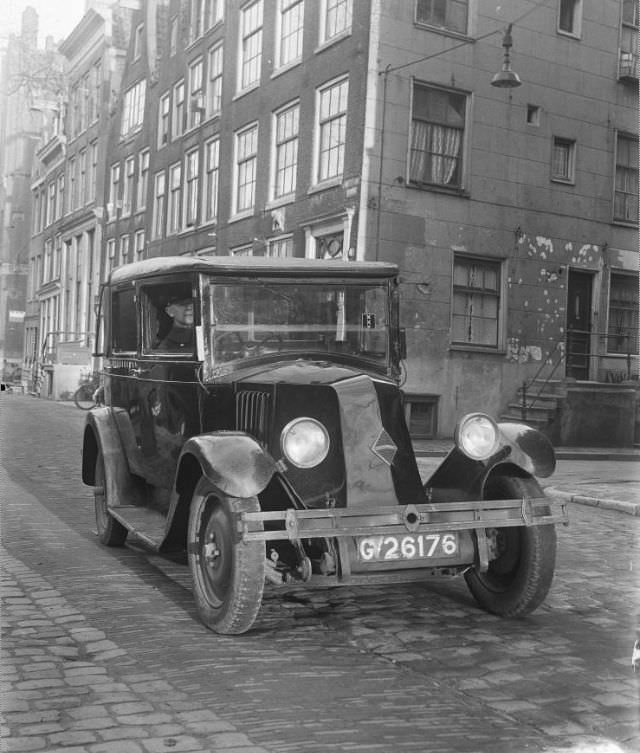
[455,413,499,460]
[281,418,330,469]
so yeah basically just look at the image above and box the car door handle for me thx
[129,367,149,377]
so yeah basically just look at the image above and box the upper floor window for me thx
[56,175,64,220]
[79,148,88,205]
[188,58,205,129]
[168,163,182,235]
[207,43,223,117]
[410,82,466,190]
[108,163,120,220]
[122,155,135,216]
[189,0,223,42]
[273,101,299,199]
[558,0,582,37]
[158,92,170,148]
[121,80,146,137]
[235,123,258,214]
[170,16,178,56]
[452,256,502,348]
[135,229,146,258]
[277,0,304,68]
[416,0,468,35]
[152,172,166,240]
[321,0,352,44]
[47,182,56,226]
[614,132,639,224]
[137,149,150,212]
[551,137,576,183]
[206,0,224,28]
[239,0,263,91]
[620,0,639,76]
[133,23,144,60]
[90,61,101,123]
[204,137,220,223]
[184,149,200,228]
[316,77,348,183]
[68,157,77,212]
[89,141,98,200]
[172,81,185,139]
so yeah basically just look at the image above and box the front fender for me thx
[425,421,556,501]
[175,432,276,500]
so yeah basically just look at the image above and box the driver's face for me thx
[167,300,194,327]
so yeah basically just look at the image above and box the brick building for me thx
[29,0,640,442]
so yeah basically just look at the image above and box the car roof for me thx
[108,255,399,285]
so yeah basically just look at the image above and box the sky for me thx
[1,0,86,47]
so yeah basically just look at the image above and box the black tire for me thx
[94,448,128,547]
[187,478,265,635]
[464,475,557,617]
[74,384,96,410]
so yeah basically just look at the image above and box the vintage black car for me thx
[82,256,568,634]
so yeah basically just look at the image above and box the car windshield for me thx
[207,279,390,366]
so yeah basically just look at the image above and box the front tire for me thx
[94,448,128,547]
[464,475,557,617]
[187,478,265,635]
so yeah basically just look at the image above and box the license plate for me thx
[357,533,458,563]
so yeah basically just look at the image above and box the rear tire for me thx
[188,478,265,635]
[464,475,557,617]
[94,448,128,547]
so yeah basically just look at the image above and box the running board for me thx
[108,506,167,550]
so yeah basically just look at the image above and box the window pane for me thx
[452,258,500,347]
[608,273,639,354]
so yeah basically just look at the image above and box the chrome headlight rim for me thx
[455,412,500,461]
[280,417,330,469]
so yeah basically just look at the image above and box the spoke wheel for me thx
[94,448,128,547]
[74,384,96,410]
[188,478,265,635]
[464,475,557,617]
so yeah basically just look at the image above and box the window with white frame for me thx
[188,58,204,129]
[607,272,639,355]
[277,0,304,68]
[558,0,582,36]
[614,132,639,223]
[133,23,144,59]
[122,155,135,215]
[410,82,466,190]
[204,137,220,223]
[321,0,352,43]
[551,137,576,183]
[119,234,130,266]
[68,157,76,212]
[172,80,185,139]
[206,0,224,28]
[273,101,299,199]
[152,172,166,240]
[268,236,293,256]
[316,77,348,183]
[108,163,120,220]
[452,256,502,347]
[90,61,101,123]
[239,0,263,92]
[56,175,64,220]
[207,43,223,118]
[137,149,149,212]
[190,0,204,41]
[79,149,87,206]
[184,149,199,227]
[121,80,146,137]
[170,16,178,56]
[106,238,116,273]
[167,163,182,234]
[158,92,170,148]
[235,123,258,214]
[89,141,98,201]
[134,229,145,258]
[620,0,639,65]
[230,244,257,256]
[415,0,468,35]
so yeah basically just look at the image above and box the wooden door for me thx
[566,270,593,379]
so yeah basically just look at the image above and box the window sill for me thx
[307,178,343,196]
[406,181,469,198]
[551,177,575,186]
[314,29,352,55]
[449,344,506,356]
[413,23,473,42]
[612,218,639,228]
[271,60,302,80]
[265,196,295,210]
[557,29,581,40]
[233,82,260,102]
[228,210,254,224]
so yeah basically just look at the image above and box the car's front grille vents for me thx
[236,390,271,445]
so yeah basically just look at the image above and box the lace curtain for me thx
[410,122,461,187]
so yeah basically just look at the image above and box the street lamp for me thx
[491,24,522,88]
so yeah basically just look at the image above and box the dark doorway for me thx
[566,270,593,379]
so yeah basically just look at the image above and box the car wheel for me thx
[187,478,265,635]
[464,475,557,617]
[94,448,128,547]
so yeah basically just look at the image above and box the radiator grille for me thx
[236,390,271,445]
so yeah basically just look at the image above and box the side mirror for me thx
[398,329,407,360]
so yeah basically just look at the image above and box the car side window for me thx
[141,282,197,355]
[111,288,137,353]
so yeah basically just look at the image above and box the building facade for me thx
[26,0,639,442]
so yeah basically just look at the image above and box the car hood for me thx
[235,359,392,387]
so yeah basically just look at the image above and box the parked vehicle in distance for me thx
[82,256,568,634]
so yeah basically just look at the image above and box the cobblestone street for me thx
[1,395,639,753]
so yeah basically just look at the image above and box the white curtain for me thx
[410,123,461,185]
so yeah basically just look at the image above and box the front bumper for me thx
[238,496,569,583]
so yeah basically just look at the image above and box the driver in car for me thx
[156,296,194,351]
